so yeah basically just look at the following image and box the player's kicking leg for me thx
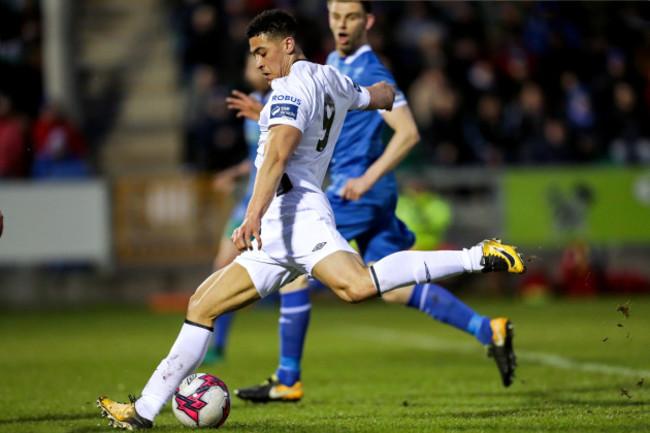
[236,239,524,402]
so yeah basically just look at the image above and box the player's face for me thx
[328,1,371,55]
[249,34,291,83]
[245,54,270,93]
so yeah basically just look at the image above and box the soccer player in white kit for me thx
[97,10,526,430]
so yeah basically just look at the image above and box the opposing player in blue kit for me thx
[232,0,519,403]
[97,10,525,429]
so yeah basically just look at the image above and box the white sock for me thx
[135,320,212,422]
[370,246,483,295]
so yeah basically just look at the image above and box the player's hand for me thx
[231,216,262,251]
[339,176,372,201]
[226,90,263,121]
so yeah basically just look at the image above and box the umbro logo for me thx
[312,242,327,252]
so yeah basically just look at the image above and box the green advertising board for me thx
[504,167,650,246]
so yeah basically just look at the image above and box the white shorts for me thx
[234,186,356,298]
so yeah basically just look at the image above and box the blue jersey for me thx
[325,45,407,205]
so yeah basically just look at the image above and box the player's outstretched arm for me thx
[226,90,264,121]
[339,105,419,201]
[232,124,302,251]
[364,81,395,112]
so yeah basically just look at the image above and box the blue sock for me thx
[275,289,311,386]
[213,312,234,353]
[407,283,493,345]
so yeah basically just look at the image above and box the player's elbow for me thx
[404,127,420,149]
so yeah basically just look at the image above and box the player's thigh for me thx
[279,274,308,294]
[187,262,261,326]
[311,250,377,303]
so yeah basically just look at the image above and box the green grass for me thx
[1,296,649,432]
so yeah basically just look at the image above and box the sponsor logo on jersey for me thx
[270,103,298,120]
[271,94,302,105]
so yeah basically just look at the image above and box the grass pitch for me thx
[1,295,649,432]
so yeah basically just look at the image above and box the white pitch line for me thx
[350,326,650,378]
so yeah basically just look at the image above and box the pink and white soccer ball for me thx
[172,373,230,428]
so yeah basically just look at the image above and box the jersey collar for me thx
[341,44,372,65]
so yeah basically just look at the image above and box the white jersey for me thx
[234,60,371,297]
[255,60,370,193]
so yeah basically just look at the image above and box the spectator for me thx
[182,64,246,173]
[0,93,29,178]
[463,92,511,166]
[560,70,595,133]
[178,2,223,84]
[503,81,547,163]
[605,81,650,164]
[529,117,574,164]
[0,0,43,117]
[31,102,90,178]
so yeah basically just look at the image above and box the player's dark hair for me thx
[328,1,372,14]
[246,9,297,40]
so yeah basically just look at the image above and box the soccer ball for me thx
[172,373,230,428]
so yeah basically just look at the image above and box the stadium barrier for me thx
[1,168,649,307]
[112,172,232,267]
[0,180,111,267]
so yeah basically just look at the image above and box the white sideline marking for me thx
[350,326,650,378]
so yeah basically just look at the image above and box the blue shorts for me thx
[327,191,415,263]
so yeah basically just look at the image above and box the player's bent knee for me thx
[186,295,216,326]
[338,281,377,303]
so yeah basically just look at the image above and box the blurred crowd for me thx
[171,0,650,170]
[2,1,650,180]
[0,0,90,179]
